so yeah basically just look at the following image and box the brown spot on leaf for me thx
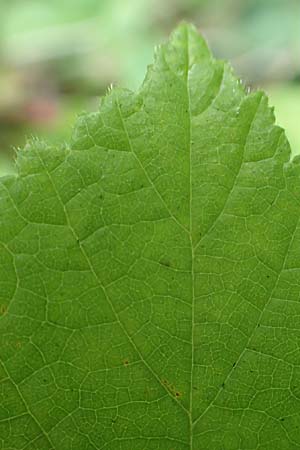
[161,379,182,398]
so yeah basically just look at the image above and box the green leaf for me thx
[1,23,300,450]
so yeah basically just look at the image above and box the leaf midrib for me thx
[184,25,196,450]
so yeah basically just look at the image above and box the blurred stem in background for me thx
[0,0,299,176]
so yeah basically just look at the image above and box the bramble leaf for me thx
[1,23,300,450]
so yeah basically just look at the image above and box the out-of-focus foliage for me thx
[0,0,299,175]
[268,84,300,156]
[0,154,14,177]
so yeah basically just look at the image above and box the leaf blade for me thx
[1,22,300,450]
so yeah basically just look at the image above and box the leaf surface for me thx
[1,23,300,450]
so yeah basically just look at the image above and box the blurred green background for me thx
[0,0,299,176]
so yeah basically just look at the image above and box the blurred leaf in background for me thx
[268,84,300,156]
[0,0,299,176]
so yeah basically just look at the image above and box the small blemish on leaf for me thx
[159,259,171,267]
[0,305,7,315]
